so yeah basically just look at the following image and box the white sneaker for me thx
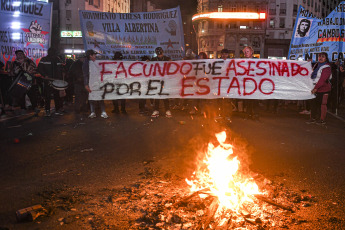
[101,112,108,119]
[88,112,96,118]
[165,110,172,118]
[151,110,159,118]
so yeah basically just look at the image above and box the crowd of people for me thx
[0,47,344,125]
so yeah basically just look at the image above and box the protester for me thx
[111,52,127,114]
[242,46,260,120]
[213,49,230,119]
[38,48,65,117]
[9,50,40,116]
[176,49,196,113]
[68,53,88,120]
[64,58,75,105]
[189,51,207,115]
[138,55,150,115]
[83,49,108,119]
[307,52,332,125]
[339,63,345,106]
[0,61,8,116]
[151,47,172,118]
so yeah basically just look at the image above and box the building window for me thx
[218,5,223,12]
[231,5,236,12]
[270,18,275,28]
[293,4,298,16]
[280,3,286,15]
[239,37,248,47]
[89,0,93,5]
[252,37,260,48]
[279,18,285,28]
[209,21,214,29]
[269,3,276,15]
[253,21,261,29]
[217,22,223,29]
[66,0,71,3]
[66,10,71,19]
[66,24,71,30]
[279,32,285,39]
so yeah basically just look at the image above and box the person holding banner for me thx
[242,46,260,120]
[111,52,127,114]
[307,52,332,125]
[151,47,172,118]
[83,49,108,119]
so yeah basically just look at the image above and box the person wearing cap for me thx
[38,47,65,117]
[83,49,108,119]
[151,47,172,118]
[111,52,127,114]
[9,50,40,116]
[68,53,88,120]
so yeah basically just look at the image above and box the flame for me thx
[186,131,260,212]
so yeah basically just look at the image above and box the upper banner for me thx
[288,2,345,62]
[79,7,185,61]
[87,59,314,100]
[0,0,52,70]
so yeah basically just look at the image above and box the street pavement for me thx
[0,100,344,229]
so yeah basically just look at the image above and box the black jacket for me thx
[68,60,84,86]
[37,55,64,80]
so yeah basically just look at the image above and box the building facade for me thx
[103,0,130,13]
[265,0,342,59]
[193,0,268,59]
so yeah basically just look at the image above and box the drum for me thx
[51,80,68,90]
[8,71,33,99]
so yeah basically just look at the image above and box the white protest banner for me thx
[87,59,314,100]
[0,0,52,70]
[79,7,185,60]
[288,1,345,62]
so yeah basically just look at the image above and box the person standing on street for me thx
[9,50,40,116]
[38,48,65,117]
[111,52,127,114]
[242,46,261,120]
[151,47,172,118]
[83,49,108,119]
[307,52,332,125]
[68,54,88,120]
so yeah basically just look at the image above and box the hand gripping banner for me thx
[87,59,314,100]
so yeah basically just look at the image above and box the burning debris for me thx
[28,131,322,229]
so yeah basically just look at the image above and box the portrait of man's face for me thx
[295,19,312,38]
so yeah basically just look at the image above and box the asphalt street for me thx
[0,100,345,229]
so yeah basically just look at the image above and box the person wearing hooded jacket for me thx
[307,52,332,125]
